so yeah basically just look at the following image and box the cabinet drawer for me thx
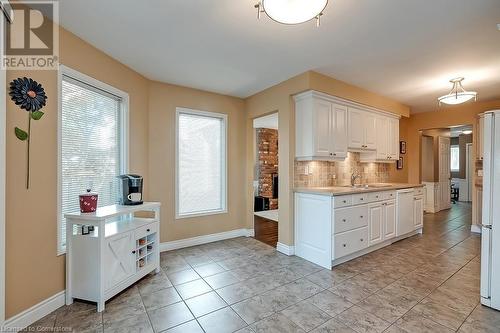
[334,195,352,208]
[352,193,368,205]
[136,222,157,239]
[382,191,396,200]
[367,192,383,202]
[333,227,368,259]
[334,205,368,234]
[414,187,424,196]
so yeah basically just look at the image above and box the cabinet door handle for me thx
[343,244,347,247]
[360,198,364,201]
[342,219,346,222]
[333,153,337,156]
[360,238,364,242]
[375,195,379,198]
[147,229,150,232]
[132,250,136,254]
[360,215,364,218]
[343,200,347,203]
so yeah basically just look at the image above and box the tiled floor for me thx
[28,202,500,332]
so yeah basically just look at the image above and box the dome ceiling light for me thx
[255,0,328,27]
[438,77,477,106]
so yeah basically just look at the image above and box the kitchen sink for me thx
[340,184,394,189]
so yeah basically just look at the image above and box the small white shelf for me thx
[65,202,160,221]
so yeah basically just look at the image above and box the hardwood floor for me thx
[254,215,278,248]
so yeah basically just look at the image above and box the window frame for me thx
[450,145,460,172]
[175,107,228,219]
[57,65,129,255]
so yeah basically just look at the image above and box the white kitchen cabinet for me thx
[375,116,399,162]
[368,203,384,245]
[384,200,397,239]
[348,107,377,150]
[65,202,161,312]
[295,93,348,160]
[295,187,423,269]
[295,91,400,160]
[413,195,424,229]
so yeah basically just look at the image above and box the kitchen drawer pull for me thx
[360,238,364,242]
[342,219,346,222]
[132,250,136,254]
[343,244,347,247]
[360,198,364,201]
[147,228,151,232]
[343,200,347,203]
[360,215,364,218]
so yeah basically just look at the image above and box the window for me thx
[451,145,460,171]
[176,108,227,218]
[58,67,128,254]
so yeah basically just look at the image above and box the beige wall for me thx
[245,71,410,246]
[147,81,246,242]
[420,128,450,182]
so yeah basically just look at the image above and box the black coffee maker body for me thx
[118,174,143,205]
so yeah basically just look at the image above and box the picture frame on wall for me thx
[397,157,404,170]
[400,141,407,154]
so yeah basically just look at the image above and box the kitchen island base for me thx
[294,186,424,269]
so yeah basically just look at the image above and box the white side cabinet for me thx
[295,93,348,160]
[65,202,161,312]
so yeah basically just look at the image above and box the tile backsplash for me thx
[294,152,391,187]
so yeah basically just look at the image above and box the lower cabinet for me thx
[368,203,384,245]
[334,227,368,258]
[384,200,397,239]
[369,200,396,246]
[413,195,424,229]
[294,189,422,269]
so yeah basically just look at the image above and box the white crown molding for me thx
[4,291,65,332]
[293,90,401,120]
[159,228,255,252]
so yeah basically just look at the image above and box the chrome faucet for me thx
[351,172,361,187]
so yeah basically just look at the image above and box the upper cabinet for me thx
[348,108,376,150]
[295,91,400,162]
[375,116,399,161]
[295,93,348,160]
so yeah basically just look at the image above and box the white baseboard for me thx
[276,242,295,256]
[160,228,255,252]
[4,290,65,332]
[471,224,482,234]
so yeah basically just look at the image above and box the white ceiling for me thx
[253,113,278,129]
[58,0,500,113]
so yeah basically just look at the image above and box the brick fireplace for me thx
[256,128,278,209]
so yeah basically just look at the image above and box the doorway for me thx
[420,125,473,216]
[252,113,278,247]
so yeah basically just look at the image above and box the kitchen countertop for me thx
[294,183,424,196]
[254,209,278,222]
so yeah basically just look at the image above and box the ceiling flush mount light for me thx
[438,77,477,106]
[255,0,328,26]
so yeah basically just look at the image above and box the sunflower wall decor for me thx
[9,77,48,189]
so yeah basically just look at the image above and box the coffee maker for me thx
[118,174,143,205]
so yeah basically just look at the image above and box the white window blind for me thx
[451,145,459,171]
[176,109,227,218]
[59,74,124,252]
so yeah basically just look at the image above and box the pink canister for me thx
[79,189,98,213]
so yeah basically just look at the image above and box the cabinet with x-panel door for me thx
[65,202,161,312]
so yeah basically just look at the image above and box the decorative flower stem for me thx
[26,111,31,189]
